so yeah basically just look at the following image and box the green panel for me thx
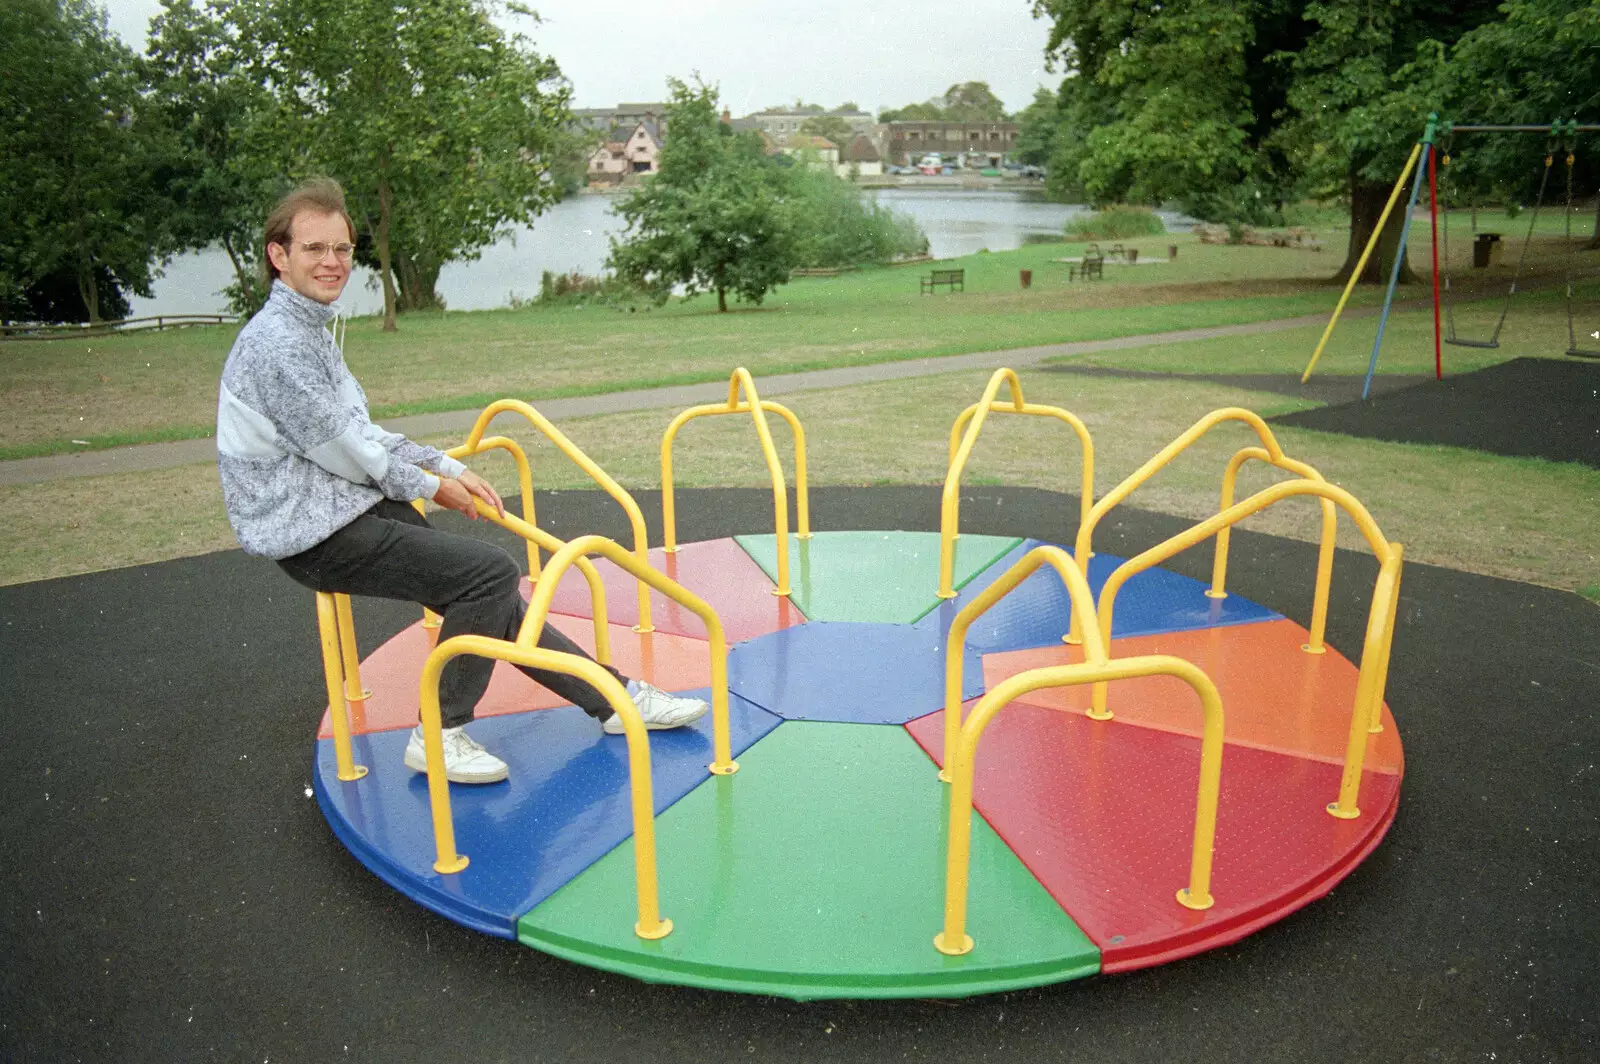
[733,530,1022,624]
[518,722,1099,1000]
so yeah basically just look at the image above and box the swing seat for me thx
[1445,338,1501,349]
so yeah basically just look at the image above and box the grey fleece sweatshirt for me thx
[217,280,466,559]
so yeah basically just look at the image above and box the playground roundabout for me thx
[310,369,1406,1000]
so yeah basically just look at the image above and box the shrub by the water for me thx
[779,165,928,268]
[533,270,648,307]
[1064,205,1166,241]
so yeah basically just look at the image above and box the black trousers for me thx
[278,499,621,729]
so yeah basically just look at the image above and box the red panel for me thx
[981,619,1403,774]
[317,614,713,738]
[541,537,806,643]
[905,703,1400,971]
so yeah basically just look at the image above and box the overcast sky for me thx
[101,0,1062,116]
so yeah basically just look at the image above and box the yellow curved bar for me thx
[1210,446,1337,654]
[333,593,370,705]
[315,592,367,783]
[524,533,737,776]
[946,395,1096,570]
[447,434,538,581]
[449,498,613,665]
[1067,407,1293,643]
[462,398,655,632]
[939,369,1026,598]
[417,633,673,940]
[660,390,811,556]
[1330,545,1404,818]
[1091,479,1400,815]
[935,654,1225,956]
[940,545,1108,781]
[1302,141,1424,383]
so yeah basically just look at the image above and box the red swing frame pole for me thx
[1429,148,1443,380]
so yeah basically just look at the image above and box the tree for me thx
[215,0,571,329]
[145,0,278,315]
[879,82,1010,123]
[1031,0,1507,283]
[1,0,176,322]
[798,114,854,149]
[610,79,794,313]
[1013,86,1060,167]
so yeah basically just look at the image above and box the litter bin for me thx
[1126,248,1139,264]
[1019,269,1032,289]
[1472,232,1502,268]
[1169,244,1179,260]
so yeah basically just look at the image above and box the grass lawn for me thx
[2,235,1396,459]
[4,366,1595,601]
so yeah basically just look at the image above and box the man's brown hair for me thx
[262,178,357,282]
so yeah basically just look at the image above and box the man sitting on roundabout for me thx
[216,178,707,785]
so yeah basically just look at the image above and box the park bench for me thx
[1069,248,1105,281]
[920,268,965,294]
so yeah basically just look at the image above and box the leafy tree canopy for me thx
[1,0,179,322]
[798,114,855,148]
[879,81,1010,123]
[610,79,794,313]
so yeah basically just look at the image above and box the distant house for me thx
[740,106,875,147]
[586,120,663,186]
[780,133,840,171]
[885,120,1019,167]
[837,134,883,179]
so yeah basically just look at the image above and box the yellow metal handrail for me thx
[414,517,737,944]
[418,633,675,939]
[1068,407,1300,642]
[446,434,538,579]
[462,398,656,632]
[935,654,1225,956]
[940,545,1108,781]
[315,505,616,785]
[315,592,369,784]
[1210,446,1337,654]
[1090,478,1403,819]
[660,368,806,595]
[940,368,1095,598]
[520,530,738,778]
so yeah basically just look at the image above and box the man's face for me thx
[266,209,354,305]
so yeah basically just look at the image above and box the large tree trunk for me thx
[375,168,399,333]
[717,285,727,312]
[393,249,444,312]
[77,260,101,325]
[1589,193,1599,250]
[1334,172,1421,286]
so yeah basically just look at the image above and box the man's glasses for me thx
[296,241,355,261]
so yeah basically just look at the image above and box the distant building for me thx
[885,120,1019,167]
[780,133,840,171]
[586,120,663,186]
[573,103,670,136]
[837,134,883,179]
[741,106,875,147]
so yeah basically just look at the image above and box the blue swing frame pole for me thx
[1364,122,1437,400]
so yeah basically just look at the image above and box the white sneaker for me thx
[403,725,509,784]
[602,681,710,735]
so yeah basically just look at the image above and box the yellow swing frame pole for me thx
[1302,141,1424,383]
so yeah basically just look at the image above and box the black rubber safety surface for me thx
[3,487,1597,1063]
[1268,356,1600,468]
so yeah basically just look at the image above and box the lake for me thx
[130,188,1194,317]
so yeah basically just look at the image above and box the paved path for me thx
[1,311,1340,487]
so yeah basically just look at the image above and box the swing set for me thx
[1302,114,1600,399]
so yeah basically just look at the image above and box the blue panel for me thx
[727,621,985,725]
[313,690,782,938]
[915,539,1281,654]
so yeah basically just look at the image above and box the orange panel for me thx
[980,618,1403,774]
[317,614,714,738]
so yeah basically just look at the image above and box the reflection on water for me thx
[130,189,1193,317]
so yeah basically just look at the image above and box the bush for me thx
[534,270,648,307]
[1063,205,1167,241]
[778,166,928,268]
